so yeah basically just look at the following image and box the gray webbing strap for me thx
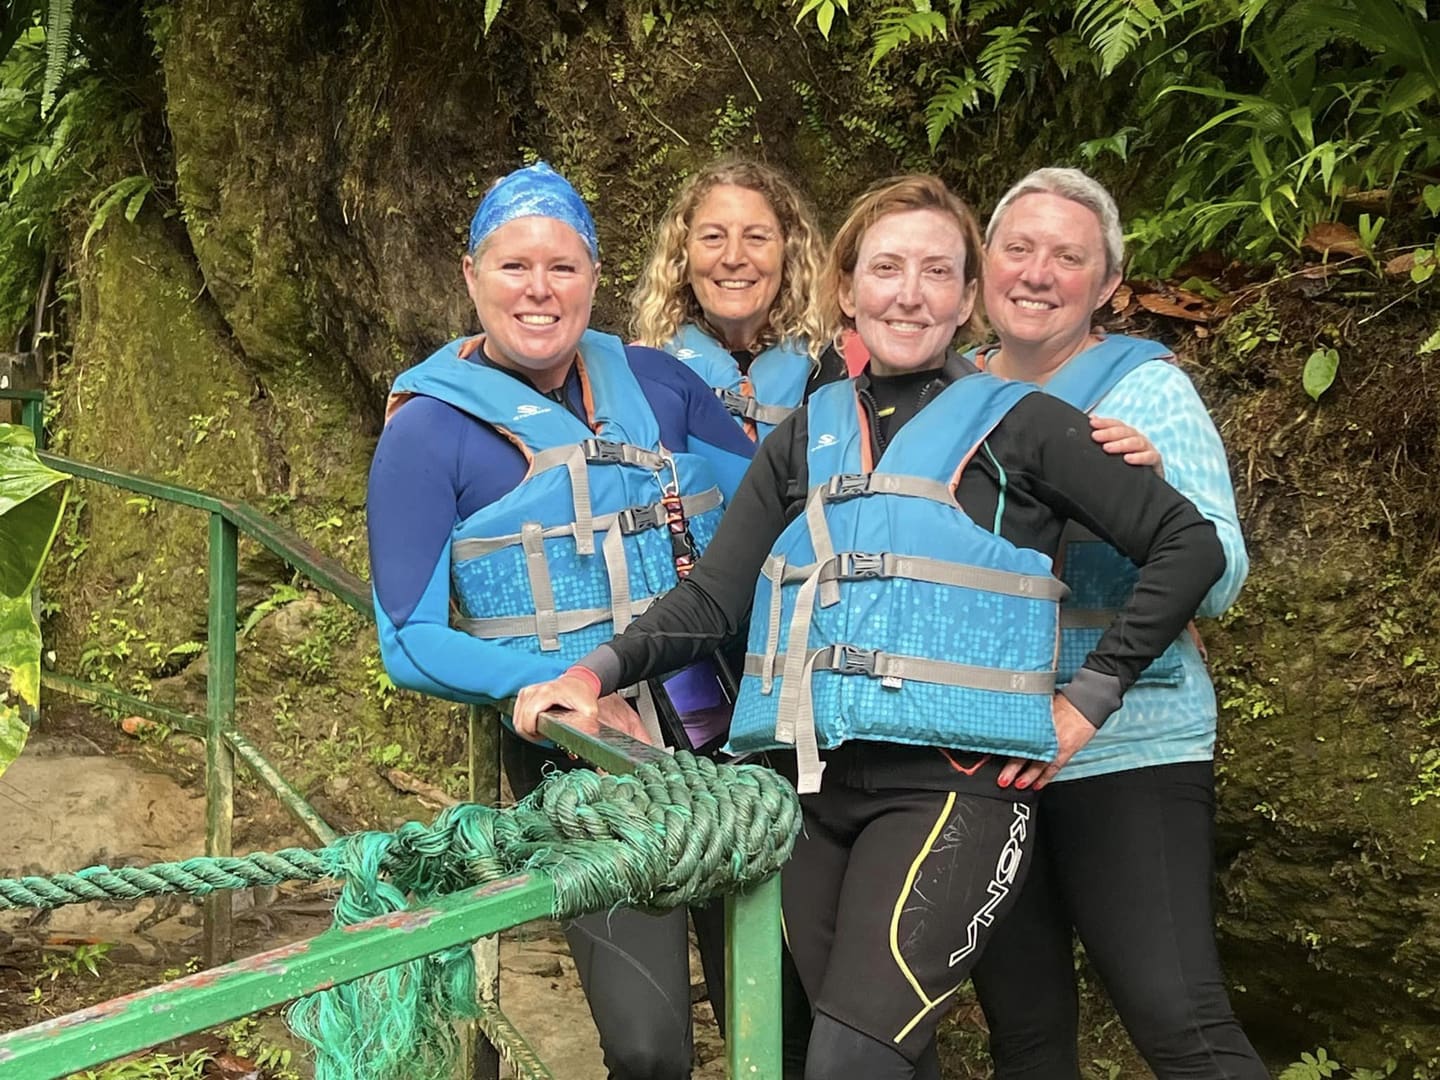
[531,446,595,556]
[451,488,723,561]
[520,523,561,651]
[744,649,1056,695]
[790,647,826,795]
[629,680,668,749]
[716,388,795,427]
[601,523,634,634]
[774,564,825,744]
[775,551,1069,600]
[1059,608,1116,629]
[759,554,787,693]
[804,491,841,608]
[453,596,655,639]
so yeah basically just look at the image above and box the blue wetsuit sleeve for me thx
[627,344,756,501]
[367,399,566,703]
[1099,363,1248,618]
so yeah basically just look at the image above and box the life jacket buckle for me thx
[825,474,871,501]
[835,552,885,580]
[716,388,750,417]
[829,644,879,677]
[616,503,661,534]
[582,438,628,464]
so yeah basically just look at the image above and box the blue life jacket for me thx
[979,335,1187,688]
[667,324,811,441]
[728,373,1068,793]
[387,330,727,667]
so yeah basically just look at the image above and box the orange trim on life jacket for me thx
[939,748,992,776]
[739,376,759,443]
[855,394,876,474]
[574,353,601,434]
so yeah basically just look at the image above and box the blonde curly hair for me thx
[631,158,827,355]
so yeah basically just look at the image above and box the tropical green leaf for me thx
[482,0,504,32]
[1302,346,1339,401]
[0,591,39,777]
[39,0,72,116]
[0,424,69,598]
[1418,327,1440,355]
[870,7,947,69]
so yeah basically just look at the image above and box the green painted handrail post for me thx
[21,396,43,449]
[204,511,239,967]
[466,703,501,1080]
[725,873,784,1078]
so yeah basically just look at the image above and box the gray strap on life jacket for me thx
[774,551,1070,601]
[804,490,841,608]
[451,488,724,561]
[627,679,668,749]
[453,596,655,639]
[759,554,787,693]
[715,388,796,427]
[1059,609,1117,629]
[520,522,561,651]
[774,563,826,746]
[601,523,634,634]
[530,446,596,556]
[745,649,1056,694]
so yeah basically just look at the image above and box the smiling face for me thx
[462,215,597,389]
[840,208,977,375]
[685,184,785,350]
[984,191,1122,366]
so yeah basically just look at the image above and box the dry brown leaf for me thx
[1384,252,1416,277]
[1110,284,1134,313]
[1136,290,1212,323]
[1302,222,1365,258]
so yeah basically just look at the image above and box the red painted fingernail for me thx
[1016,778,1031,790]
[997,775,1011,788]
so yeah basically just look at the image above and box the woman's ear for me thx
[838,273,857,319]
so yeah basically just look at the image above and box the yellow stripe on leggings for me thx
[887,791,956,1042]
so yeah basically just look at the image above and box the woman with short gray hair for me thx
[969,167,1266,1079]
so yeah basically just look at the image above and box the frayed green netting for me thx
[287,750,800,1080]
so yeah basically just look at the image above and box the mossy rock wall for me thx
[34,0,1440,1069]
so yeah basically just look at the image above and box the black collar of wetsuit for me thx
[472,344,587,422]
[855,348,980,454]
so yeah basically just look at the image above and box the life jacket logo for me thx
[675,348,700,361]
[811,433,838,450]
[512,404,551,421]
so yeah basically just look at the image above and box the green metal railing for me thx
[0,389,788,1079]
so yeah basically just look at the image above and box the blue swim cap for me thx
[467,162,598,258]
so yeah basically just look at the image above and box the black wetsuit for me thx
[575,353,1224,1079]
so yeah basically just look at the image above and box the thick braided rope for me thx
[0,752,800,1080]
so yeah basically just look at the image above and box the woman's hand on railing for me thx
[996,692,1098,792]
[1090,415,1162,475]
[512,675,656,746]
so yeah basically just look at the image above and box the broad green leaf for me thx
[483,0,503,33]
[1424,185,1440,217]
[1302,347,1339,401]
[0,423,68,779]
[0,591,39,777]
[0,424,69,598]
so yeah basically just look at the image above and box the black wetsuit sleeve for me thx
[582,409,809,693]
[976,393,1223,722]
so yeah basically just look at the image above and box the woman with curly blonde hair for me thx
[632,158,846,441]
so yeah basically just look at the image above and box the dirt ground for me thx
[0,708,726,1078]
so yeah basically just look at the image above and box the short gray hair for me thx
[985,167,1125,279]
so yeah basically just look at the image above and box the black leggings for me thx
[782,781,1036,1079]
[503,730,808,1079]
[971,761,1267,1080]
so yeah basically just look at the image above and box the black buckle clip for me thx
[716,388,751,418]
[830,644,879,676]
[582,438,627,464]
[826,474,871,501]
[616,504,660,535]
[836,552,885,580]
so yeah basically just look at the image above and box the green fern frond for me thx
[39,0,72,117]
[1074,0,1170,77]
[870,7,948,68]
[961,0,1015,28]
[924,67,984,149]
[977,12,1037,102]
[82,174,153,254]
